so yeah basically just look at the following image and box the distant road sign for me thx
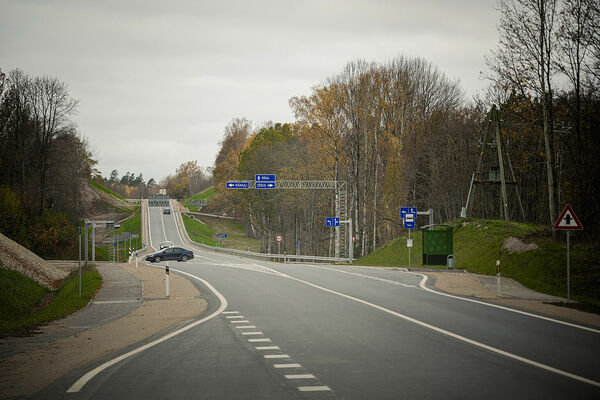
[256,174,276,182]
[226,181,249,189]
[276,234,283,242]
[401,207,417,229]
[216,233,228,238]
[326,217,340,227]
[256,182,276,189]
[553,204,583,230]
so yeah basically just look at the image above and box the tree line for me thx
[210,0,600,257]
[0,68,95,257]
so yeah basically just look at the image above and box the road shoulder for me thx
[424,271,600,328]
[0,262,207,399]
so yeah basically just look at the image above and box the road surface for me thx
[52,203,600,399]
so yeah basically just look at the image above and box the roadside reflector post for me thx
[496,260,500,277]
[567,231,570,303]
[165,265,170,297]
[78,226,82,297]
[135,256,138,269]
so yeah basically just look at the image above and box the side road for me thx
[0,262,207,399]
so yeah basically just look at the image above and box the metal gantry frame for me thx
[227,180,350,261]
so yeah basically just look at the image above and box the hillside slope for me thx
[0,233,70,290]
[357,219,599,305]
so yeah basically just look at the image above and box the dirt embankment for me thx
[0,233,69,290]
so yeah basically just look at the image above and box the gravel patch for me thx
[0,233,69,290]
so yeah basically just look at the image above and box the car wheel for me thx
[181,255,188,262]
[155,256,161,263]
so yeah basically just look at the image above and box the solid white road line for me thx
[67,269,228,393]
[160,205,167,242]
[230,320,250,324]
[248,338,271,343]
[147,206,155,250]
[256,346,280,350]
[285,374,316,379]
[257,266,600,389]
[413,274,600,334]
[264,354,289,359]
[236,326,256,329]
[241,332,263,336]
[321,266,415,287]
[93,300,139,304]
[298,386,331,392]
[273,363,302,368]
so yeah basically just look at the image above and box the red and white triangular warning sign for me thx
[553,204,583,230]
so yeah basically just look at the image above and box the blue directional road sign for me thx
[255,182,276,189]
[326,217,340,227]
[226,181,249,189]
[255,174,276,182]
[216,233,228,238]
[400,207,417,229]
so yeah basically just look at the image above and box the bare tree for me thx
[486,0,559,233]
[28,76,78,215]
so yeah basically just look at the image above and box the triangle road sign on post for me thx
[553,204,583,230]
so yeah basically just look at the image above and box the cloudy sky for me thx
[1,0,499,183]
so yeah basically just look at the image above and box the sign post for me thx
[401,207,417,267]
[77,226,82,297]
[552,204,583,302]
[276,234,283,255]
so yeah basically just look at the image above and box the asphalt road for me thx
[53,203,600,399]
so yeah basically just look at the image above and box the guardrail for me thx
[176,210,352,264]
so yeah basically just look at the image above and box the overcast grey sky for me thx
[1,0,499,183]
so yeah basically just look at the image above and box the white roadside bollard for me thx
[135,256,138,269]
[165,265,170,297]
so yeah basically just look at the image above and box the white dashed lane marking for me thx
[285,374,316,379]
[264,354,290,359]
[222,311,239,314]
[298,386,332,392]
[227,313,333,394]
[274,363,302,369]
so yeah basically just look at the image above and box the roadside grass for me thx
[89,179,135,214]
[186,186,215,212]
[182,214,218,246]
[194,215,261,252]
[0,265,102,334]
[356,218,600,309]
[89,179,125,200]
[94,210,142,262]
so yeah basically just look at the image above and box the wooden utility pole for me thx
[495,107,509,221]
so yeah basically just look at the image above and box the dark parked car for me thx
[145,247,194,263]
[163,208,171,214]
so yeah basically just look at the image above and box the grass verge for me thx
[94,210,142,262]
[356,218,600,309]
[89,179,125,200]
[0,266,102,334]
[182,214,218,246]
[186,186,215,212]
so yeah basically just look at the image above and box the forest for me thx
[209,0,600,257]
[0,69,96,257]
